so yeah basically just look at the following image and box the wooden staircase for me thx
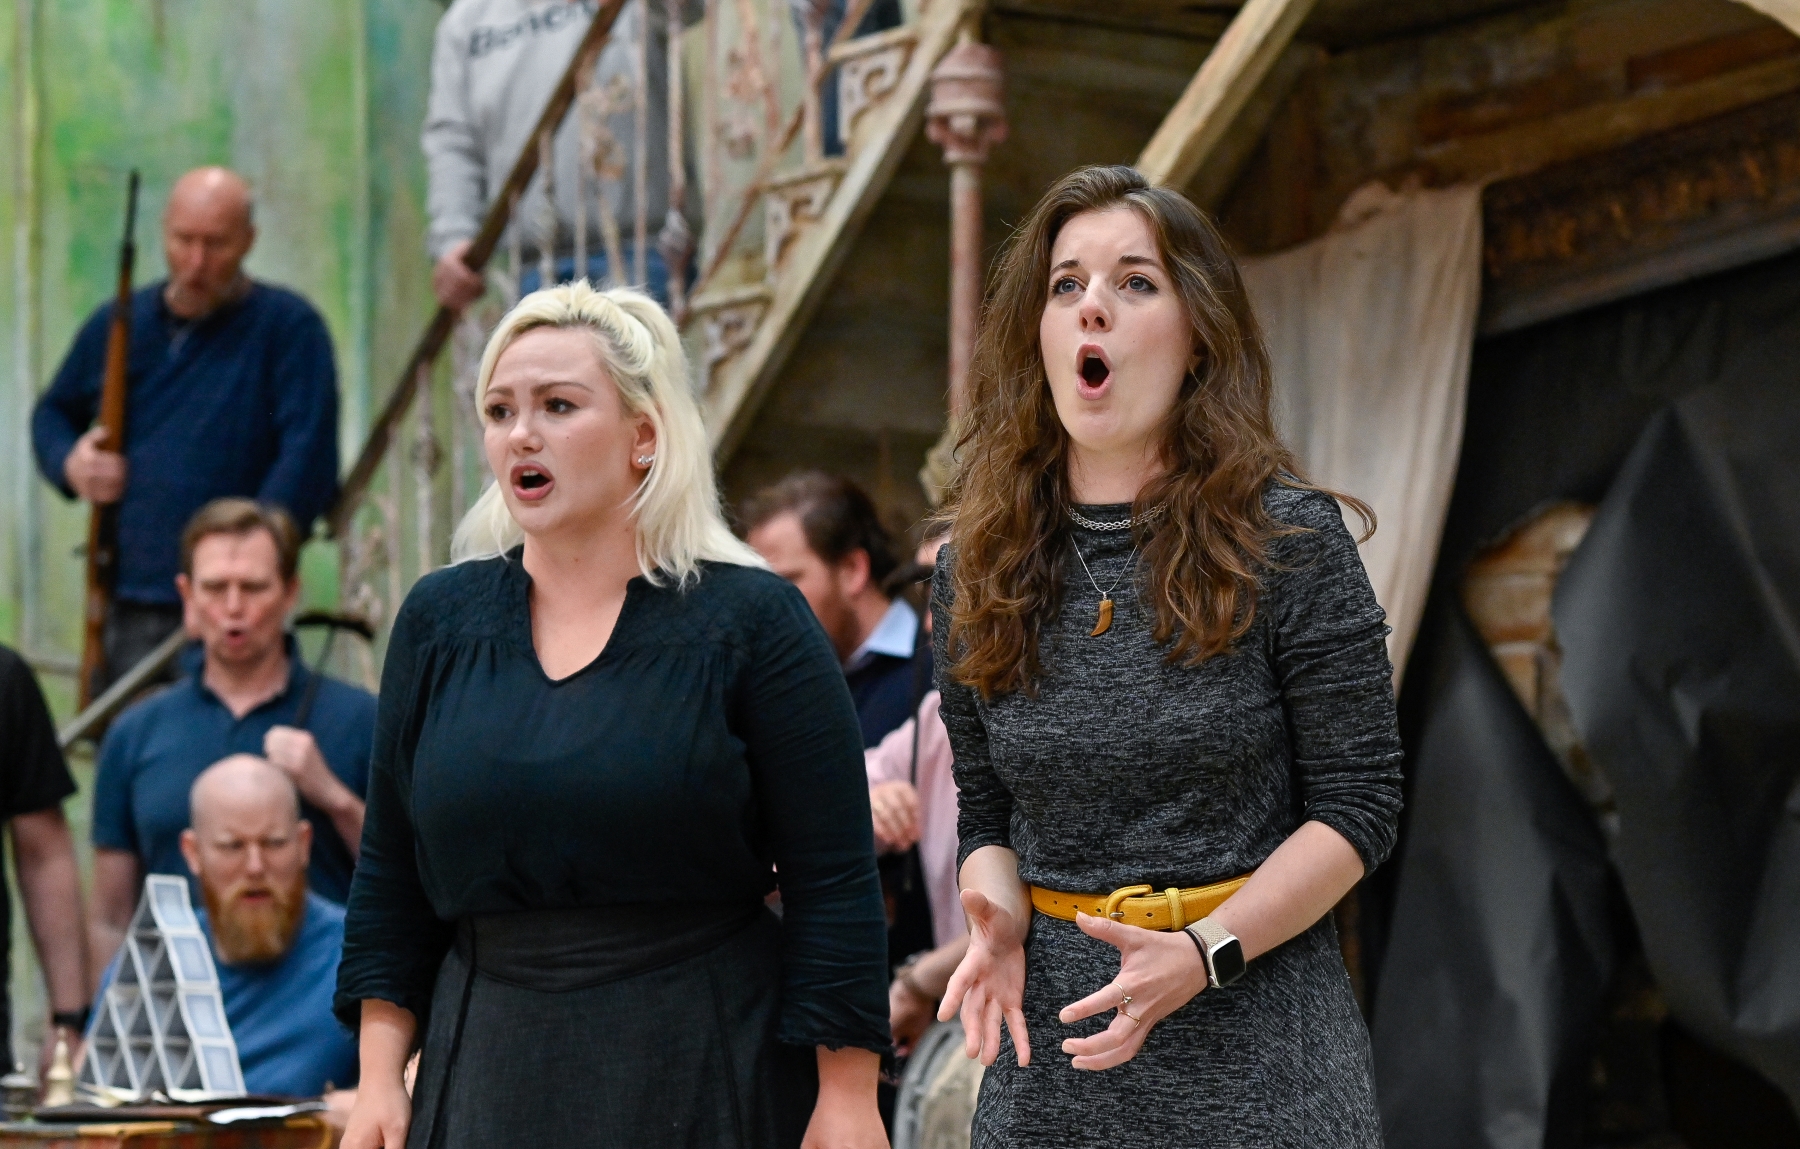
[685,0,983,461]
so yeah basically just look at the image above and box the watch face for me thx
[1211,938,1247,987]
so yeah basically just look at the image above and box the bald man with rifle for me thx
[32,167,341,697]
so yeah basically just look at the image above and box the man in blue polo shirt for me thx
[96,753,359,1101]
[90,499,373,988]
[32,166,339,691]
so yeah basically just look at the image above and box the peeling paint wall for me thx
[0,0,441,1070]
[1,0,440,718]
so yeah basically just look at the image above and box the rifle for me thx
[77,170,141,709]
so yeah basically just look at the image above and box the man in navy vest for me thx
[743,472,928,748]
[32,167,340,690]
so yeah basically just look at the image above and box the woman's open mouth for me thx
[1076,344,1112,399]
[511,463,555,502]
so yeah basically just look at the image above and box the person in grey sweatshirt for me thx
[425,0,687,309]
[424,0,902,312]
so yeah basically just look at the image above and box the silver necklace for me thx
[1071,537,1138,637]
[1067,503,1166,532]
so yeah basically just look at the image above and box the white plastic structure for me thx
[79,874,245,1100]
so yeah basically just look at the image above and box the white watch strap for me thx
[1185,916,1238,988]
[1187,916,1233,951]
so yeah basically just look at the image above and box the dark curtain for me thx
[1555,369,1800,1107]
[1367,247,1800,1149]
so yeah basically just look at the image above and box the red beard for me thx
[204,873,306,966]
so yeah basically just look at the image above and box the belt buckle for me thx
[1103,884,1153,921]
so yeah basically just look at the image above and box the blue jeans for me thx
[518,248,677,307]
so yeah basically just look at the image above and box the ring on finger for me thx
[1121,1004,1142,1025]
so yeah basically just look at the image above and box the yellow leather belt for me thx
[1030,874,1251,932]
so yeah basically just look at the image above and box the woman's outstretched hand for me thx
[1057,912,1209,1070]
[938,887,1031,1067]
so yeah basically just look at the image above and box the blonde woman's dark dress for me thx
[335,552,890,1148]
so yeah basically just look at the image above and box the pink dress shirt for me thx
[865,691,966,947]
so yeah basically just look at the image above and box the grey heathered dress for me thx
[932,484,1404,1148]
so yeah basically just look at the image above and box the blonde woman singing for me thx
[336,283,891,1149]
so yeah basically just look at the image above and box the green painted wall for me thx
[0,0,441,1068]
[2,0,441,719]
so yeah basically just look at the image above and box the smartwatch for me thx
[1184,917,1246,989]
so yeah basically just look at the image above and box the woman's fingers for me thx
[1058,978,1127,1025]
[1060,1012,1137,1059]
[959,989,984,1058]
[1004,1004,1032,1067]
[1073,910,1141,951]
[960,887,996,929]
[1070,1019,1152,1072]
[1061,914,1143,1023]
[981,995,1005,1067]
[938,959,971,1023]
[1065,1022,1152,1073]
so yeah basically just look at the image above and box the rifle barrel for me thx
[76,170,141,709]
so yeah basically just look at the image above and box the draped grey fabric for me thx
[1371,608,1616,1149]
[1370,247,1800,1148]
[1555,372,1800,1109]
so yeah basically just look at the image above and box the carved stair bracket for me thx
[833,29,917,143]
[693,285,774,388]
[763,162,847,278]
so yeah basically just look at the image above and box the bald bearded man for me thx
[32,167,340,689]
[91,754,359,1102]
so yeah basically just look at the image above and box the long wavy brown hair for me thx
[942,164,1370,699]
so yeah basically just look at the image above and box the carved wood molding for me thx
[1423,52,1800,188]
[1481,89,1800,333]
[702,0,987,460]
[689,283,774,388]
[763,161,848,277]
[832,27,918,142]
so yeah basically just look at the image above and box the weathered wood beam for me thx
[1479,88,1800,333]
[1136,0,1319,189]
[1733,0,1800,38]
[1004,47,1197,106]
[1188,42,1320,210]
[702,0,983,461]
[1420,52,1800,185]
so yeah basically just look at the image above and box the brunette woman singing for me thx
[335,283,890,1149]
[932,166,1403,1146]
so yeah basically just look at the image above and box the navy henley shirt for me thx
[32,281,340,605]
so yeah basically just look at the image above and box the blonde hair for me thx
[450,281,766,585]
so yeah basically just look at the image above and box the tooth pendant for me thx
[1090,597,1114,637]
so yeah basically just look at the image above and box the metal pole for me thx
[926,33,1007,416]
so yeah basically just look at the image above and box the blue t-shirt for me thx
[207,893,359,1096]
[93,645,375,903]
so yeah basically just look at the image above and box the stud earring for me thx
[635,454,655,468]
